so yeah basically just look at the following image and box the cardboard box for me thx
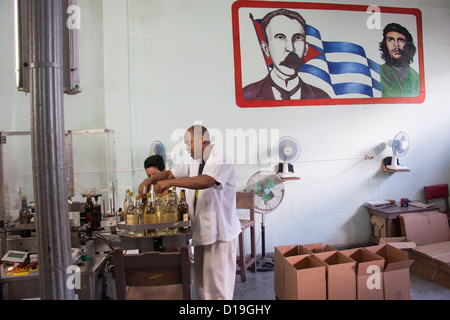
[409,241,450,288]
[284,255,326,300]
[379,237,417,250]
[274,243,335,299]
[365,244,414,300]
[400,211,450,288]
[341,248,385,300]
[370,215,386,238]
[400,210,449,246]
[311,251,356,300]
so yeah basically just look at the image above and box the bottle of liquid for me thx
[178,190,189,233]
[172,186,179,205]
[144,193,157,236]
[122,189,130,222]
[154,193,166,235]
[166,190,179,234]
[134,195,144,237]
[19,195,31,237]
[85,193,95,226]
[126,192,136,236]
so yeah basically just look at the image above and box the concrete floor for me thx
[232,269,450,300]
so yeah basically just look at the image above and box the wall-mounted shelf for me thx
[281,177,301,181]
[381,163,410,173]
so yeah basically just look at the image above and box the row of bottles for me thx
[123,187,189,237]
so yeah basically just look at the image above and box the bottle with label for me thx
[166,190,179,234]
[134,195,145,237]
[126,192,136,235]
[178,190,189,233]
[85,193,95,226]
[19,195,31,237]
[154,193,167,235]
[144,193,157,236]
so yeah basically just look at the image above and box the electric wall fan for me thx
[246,170,285,271]
[275,136,301,178]
[386,132,410,171]
[150,140,168,169]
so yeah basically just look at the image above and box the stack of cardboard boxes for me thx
[274,242,413,300]
[400,211,450,288]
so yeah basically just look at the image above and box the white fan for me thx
[275,136,301,178]
[386,132,410,171]
[150,140,168,169]
[246,170,285,271]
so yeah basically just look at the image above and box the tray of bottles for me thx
[117,220,191,236]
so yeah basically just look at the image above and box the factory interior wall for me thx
[1,0,449,252]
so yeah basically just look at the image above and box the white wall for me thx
[1,0,449,252]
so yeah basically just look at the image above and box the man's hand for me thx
[138,170,174,196]
[138,177,153,196]
[154,180,172,195]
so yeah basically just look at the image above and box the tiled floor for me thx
[232,267,450,300]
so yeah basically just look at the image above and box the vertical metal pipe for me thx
[29,0,75,300]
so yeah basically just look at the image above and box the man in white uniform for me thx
[138,125,242,300]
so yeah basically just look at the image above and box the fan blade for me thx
[254,182,264,194]
[265,178,275,189]
[262,191,274,202]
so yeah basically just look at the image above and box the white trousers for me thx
[194,237,238,300]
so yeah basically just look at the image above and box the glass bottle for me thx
[172,186,179,205]
[166,190,179,234]
[126,192,136,235]
[144,193,157,236]
[122,189,130,222]
[178,189,189,233]
[154,193,166,235]
[85,193,95,226]
[134,195,145,237]
[19,195,31,237]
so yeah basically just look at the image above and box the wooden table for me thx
[365,203,440,244]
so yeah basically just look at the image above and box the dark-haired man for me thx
[144,154,166,178]
[379,23,420,97]
[243,8,329,100]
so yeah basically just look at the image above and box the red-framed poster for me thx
[232,1,425,108]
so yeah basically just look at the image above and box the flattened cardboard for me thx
[371,215,386,238]
[341,248,385,300]
[365,244,413,300]
[312,251,356,300]
[284,255,326,300]
[379,237,417,250]
[401,211,450,288]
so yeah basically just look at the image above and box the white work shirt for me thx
[170,145,242,246]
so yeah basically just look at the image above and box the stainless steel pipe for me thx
[29,0,75,300]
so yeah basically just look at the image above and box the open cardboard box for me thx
[311,251,356,300]
[274,243,335,299]
[365,244,414,300]
[341,248,385,300]
[284,255,326,300]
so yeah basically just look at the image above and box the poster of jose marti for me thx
[232,1,425,108]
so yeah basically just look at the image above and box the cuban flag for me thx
[301,25,381,98]
[251,16,382,98]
